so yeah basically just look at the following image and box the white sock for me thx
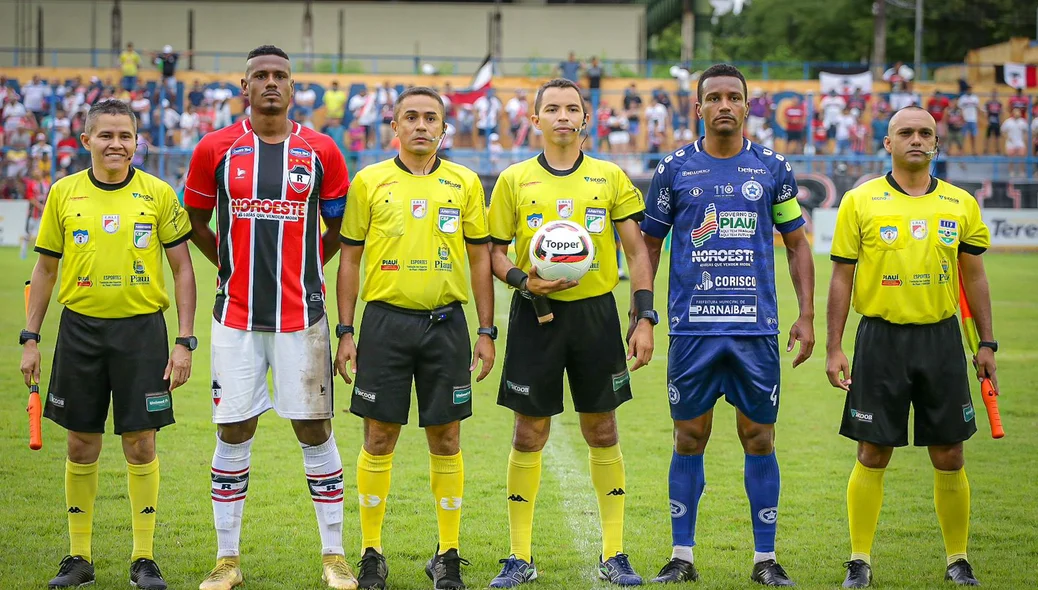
[211,436,252,559]
[302,433,345,556]
[671,545,694,564]
[754,551,777,564]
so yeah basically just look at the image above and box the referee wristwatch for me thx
[477,326,498,340]
[19,330,41,345]
[636,310,660,326]
[335,324,355,339]
[978,340,998,353]
[175,336,198,351]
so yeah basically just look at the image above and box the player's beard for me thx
[256,101,287,117]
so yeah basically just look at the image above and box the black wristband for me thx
[633,289,654,315]
[506,267,529,289]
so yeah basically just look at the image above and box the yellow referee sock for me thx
[589,444,626,558]
[128,458,160,561]
[934,467,970,565]
[847,460,885,565]
[430,451,464,553]
[357,448,393,553]
[506,448,542,563]
[66,459,99,562]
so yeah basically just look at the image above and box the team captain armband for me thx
[772,197,803,227]
[320,197,347,218]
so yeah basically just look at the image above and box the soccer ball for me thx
[529,220,595,282]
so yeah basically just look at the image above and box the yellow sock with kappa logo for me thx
[589,444,626,558]
[128,458,160,561]
[66,459,99,562]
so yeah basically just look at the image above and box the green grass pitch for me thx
[0,246,1035,589]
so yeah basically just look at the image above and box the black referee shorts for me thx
[350,301,473,427]
[44,308,174,435]
[840,315,977,447]
[497,291,632,417]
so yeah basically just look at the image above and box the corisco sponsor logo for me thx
[231,198,306,221]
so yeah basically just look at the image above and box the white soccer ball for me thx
[529,220,595,282]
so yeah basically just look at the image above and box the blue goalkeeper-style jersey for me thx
[642,138,805,336]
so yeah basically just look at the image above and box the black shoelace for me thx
[56,556,83,575]
[442,553,471,579]
[133,558,163,579]
[359,554,384,578]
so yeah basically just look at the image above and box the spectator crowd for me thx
[4,46,1038,206]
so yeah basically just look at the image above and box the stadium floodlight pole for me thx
[914,0,923,81]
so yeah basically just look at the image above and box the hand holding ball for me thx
[529,220,595,282]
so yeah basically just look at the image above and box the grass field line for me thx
[492,281,605,585]
[543,418,600,581]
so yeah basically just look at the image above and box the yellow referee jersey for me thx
[831,173,990,325]
[34,168,191,319]
[488,153,645,302]
[341,156,490,310]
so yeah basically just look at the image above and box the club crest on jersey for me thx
[585,207,607,234]
[102,215,120,234]
[557,199,574,218]
[527,213,543,229]
[288,165,312,192]
[879,225,898,244]
[938,219,958,245]
[438,207,460,234]
[72,229,89,246]
[133,223,153,248]
[412,199,427,218]
[911,219,928,240]
[741,180,764,201]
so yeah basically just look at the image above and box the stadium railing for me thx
[0,47,982,82]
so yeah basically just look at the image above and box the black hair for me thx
[696,63,748,101]
[393,86,446,121]
[85,99,136,135]
[534,78,586,115]
[247,45,289,62]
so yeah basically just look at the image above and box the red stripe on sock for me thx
[212,467,250,476]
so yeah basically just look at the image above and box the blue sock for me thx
[669,451,705,548]
[744,453,780,553]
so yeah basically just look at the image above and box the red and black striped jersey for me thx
[185,119,349,333]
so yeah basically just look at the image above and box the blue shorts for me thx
[667,335,781,424]
[964,121,978,136]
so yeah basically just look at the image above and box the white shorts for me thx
[210,318,334,423]
[747,116,765,138]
